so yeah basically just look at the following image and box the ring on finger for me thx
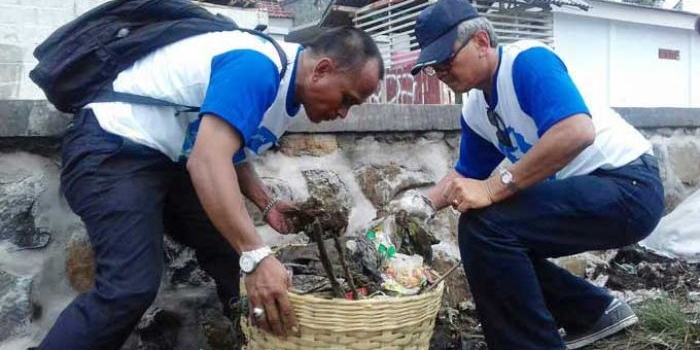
[252,307,265,319]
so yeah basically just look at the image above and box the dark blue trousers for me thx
[458,155,664,350]
[38,110,240,350]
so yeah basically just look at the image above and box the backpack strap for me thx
[91,90,200,114]
[238,28,289,78]
[92,29,289,112]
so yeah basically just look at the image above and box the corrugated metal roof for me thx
[318,0,589,27]
[286,0,591,43]
[549,0,590,10]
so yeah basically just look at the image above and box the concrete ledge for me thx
[613,107,700,129]
[1,100,699,137]
[287,104,463,132]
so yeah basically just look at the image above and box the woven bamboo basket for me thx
[242,281,444,350]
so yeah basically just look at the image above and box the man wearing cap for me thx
[407,0,664,349]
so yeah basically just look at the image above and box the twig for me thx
[418,261,462,295]
[311,219,344,298]
[332,226,358,299]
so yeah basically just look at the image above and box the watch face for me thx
[240,255,255,273]
[501,170,513,183]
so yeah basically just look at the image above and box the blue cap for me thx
[410,0,480,75]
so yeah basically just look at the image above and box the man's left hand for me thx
[443,178,494,212]
[264,200,301,234]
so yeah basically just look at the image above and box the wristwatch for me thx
[498,167,519,194]
[239,246,273,274]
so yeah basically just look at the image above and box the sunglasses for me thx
[487,108,513,148]
[422,39,470,77]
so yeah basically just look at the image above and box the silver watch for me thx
[239,246,273,274]
[498,167,519,194]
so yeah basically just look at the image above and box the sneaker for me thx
[564,298,638,349]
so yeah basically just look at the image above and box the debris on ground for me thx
[424,244,700,350]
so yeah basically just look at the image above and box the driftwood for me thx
[311,219,345,298]
[332,228,358,299]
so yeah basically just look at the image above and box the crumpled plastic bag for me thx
[640,189,700,263]
[361,209,439,264]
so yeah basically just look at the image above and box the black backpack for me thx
[30,0,288,113]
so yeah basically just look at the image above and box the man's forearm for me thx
[235,161,273,210]
[188,155,263,253]
[187,115,265,254]
[489,113,595,201]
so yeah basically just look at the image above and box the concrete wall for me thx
[0,0,272,100]
[553,1,700,108]
[0,0,105,100]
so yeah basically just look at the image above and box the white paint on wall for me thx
[554,1,700,108]
[0,0,272,100]
[553,14,611,108]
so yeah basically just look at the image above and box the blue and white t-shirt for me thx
[456,40,651,180]
[87,30,302,163]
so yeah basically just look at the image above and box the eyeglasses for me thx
[422,39,470,77]
[487,108,513,148]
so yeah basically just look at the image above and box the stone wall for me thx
[0,102,699,349]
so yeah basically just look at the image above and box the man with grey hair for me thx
[407,0,664,349]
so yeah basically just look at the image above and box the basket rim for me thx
[287,281,445,305]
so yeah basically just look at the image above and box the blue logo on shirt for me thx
[498,127,532,163]
[179,119,201,162]
[247,126,278,154]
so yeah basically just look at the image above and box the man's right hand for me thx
[244,256,299,337]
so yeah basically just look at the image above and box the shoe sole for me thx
[565,314,638,349]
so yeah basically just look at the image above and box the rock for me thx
[650,140,692,213]
[445,133,461,150]
[667,138,700,186]
[66,237,95,293]
[0,165,50,250]
[278,134,338,157]
[0,269,32,342]
[354,162,433,208]
[135,308,183,350]
[428,208,459,246]
[553,251,616,279]
[163,236,212,288]
[423,132,445,141]
[301,169,352,217]
[202,310,239,350]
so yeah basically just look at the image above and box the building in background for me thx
[283,0,700,107]
[2,0,698,107]
[0,0,296,100]
[554,0,700,108]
